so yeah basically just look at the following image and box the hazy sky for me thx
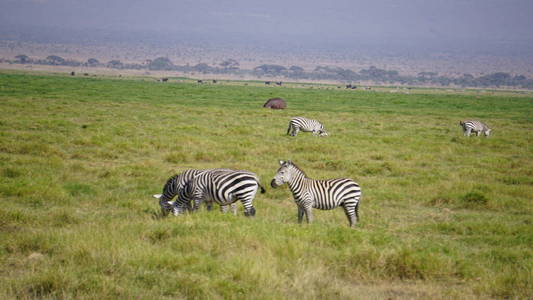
[1,0,532,53]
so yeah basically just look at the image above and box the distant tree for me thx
[192,63,213,73]
[289,65,304,73]
[87,58,99,66]
[107,60,124,69]
[15,54,30,64]
[46,55,65,65]
[219,59,239,70]
[253,64,287,75]
[148,57,174,70]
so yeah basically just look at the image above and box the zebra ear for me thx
[279,160,285,165]
[153,194,162,199]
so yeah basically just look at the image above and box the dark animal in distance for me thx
[265,81,271,85]
[160,78,169,82]
[263,98,287,109]
[276,81,282,86]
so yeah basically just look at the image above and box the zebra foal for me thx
[459,120,491,137]
[287,117,328,136]
[271,160,361,227]
[179,169,266,217]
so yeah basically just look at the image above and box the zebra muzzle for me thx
[270,179,279,188]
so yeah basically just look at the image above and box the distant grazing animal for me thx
[276,81,282,86]
[197,80,203,84]
[160,77,169,82]
[178,169,266,217]
[153,169,237,216]
[265,81,271,85]
[212,80,217,84]
[271,160,362,227]
[263,97,287,109]
[459,120,491,137]
[70,71,75,76]
[346,84,356,89]
[287,117,328,136]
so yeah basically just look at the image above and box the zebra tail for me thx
[259,183,266,194]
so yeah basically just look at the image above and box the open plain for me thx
[0,70,532,299]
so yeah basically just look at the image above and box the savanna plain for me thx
[0,70,532,299]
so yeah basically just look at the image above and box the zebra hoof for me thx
[244,207,256,217]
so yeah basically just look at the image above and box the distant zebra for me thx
[287,117,328,136]
[271,160,361,227]
[178,169,266,217]
[459,120,491,137]
[153,169,237,216]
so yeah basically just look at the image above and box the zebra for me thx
[152,169,237,216]
[287,117,328,137]
[178,169,266,217]
[271,160,361,228]
[459,120,491,137]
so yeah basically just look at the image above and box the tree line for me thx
[4,54,533,89]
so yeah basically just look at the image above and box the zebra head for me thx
[318,129,328,136]
[271,160,296,188]
[153,194,174,216]
[485,128,492,136]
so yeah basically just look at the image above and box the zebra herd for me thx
[153,115,492,228]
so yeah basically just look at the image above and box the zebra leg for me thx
[342,203,359,228]
[465,128,472,136]
[297,207,305,223]
[160,206,169,217]
[304,206,313,224]
[220,204,229,213]
[244,206,256,217]
[230,203,237,215]
[205,201,213,211]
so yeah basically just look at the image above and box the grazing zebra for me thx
[178,169,266,217]
[459,120,492,137]
[287,117,328,137]
[271,160,361,227]
[153,169,237,216]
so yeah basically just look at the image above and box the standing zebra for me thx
[287,117,328,137]
[459,120,492,137]
[271,160,361,227]
[153,169,237,216]
[179,169,266,217]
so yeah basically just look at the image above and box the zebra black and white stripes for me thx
[287,117,328,136]
[271,160,361,227]
[153,168,238,216]
[153,169,203,216]
[459,120,492,137]
[179,169,266,217]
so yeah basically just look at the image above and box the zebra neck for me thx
[287,171,307,194]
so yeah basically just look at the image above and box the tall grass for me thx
[1,71,532,298]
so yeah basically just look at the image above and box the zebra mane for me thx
[285,160,307,177]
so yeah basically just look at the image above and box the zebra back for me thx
[288,117,328,136]
[182,169,262,216]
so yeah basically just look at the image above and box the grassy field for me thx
[1,70,532,299]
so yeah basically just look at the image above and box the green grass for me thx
[1,70,532,299]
